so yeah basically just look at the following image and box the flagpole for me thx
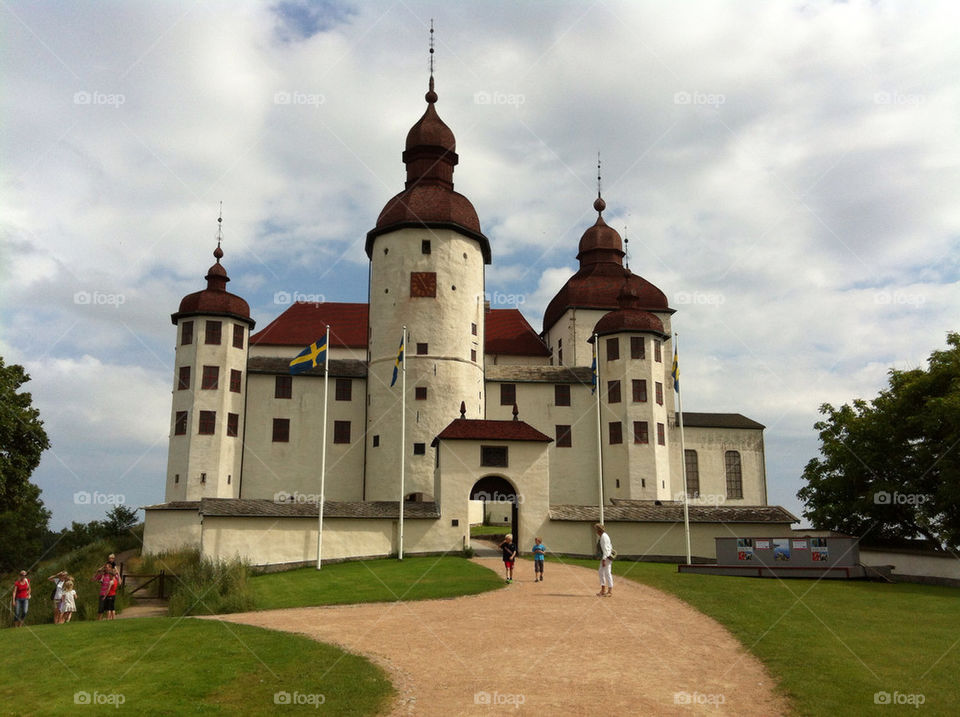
[399,325,406,561]
[317,324,330,570]
[675,332,692,565]
[593,334,604,525]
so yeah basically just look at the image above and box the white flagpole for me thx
[317,324,330,570]
[675,332,692,565]
[399,325,406,560]
[594,334,604,525]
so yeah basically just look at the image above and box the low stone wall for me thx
[860,547,960,587]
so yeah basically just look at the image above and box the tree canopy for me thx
[798,333,960,549]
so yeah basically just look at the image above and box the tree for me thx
[798,333,960,549]
[103,505,139,536]
[0,357,52,572]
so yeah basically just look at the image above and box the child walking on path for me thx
[532,537,546,581]
[59,579,77,623]
[499,534,517,583]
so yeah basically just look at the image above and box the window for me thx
[181,321,193,345]
[555,384,570,406]
[500,383,516,406]
[205,320,222,345]
[632,379,647,403]
[608,422,623,445]
[606,337,619,361]
[631,336,645,359]
[607,380,621,404]
[415,386,427,400]
[233,324,244,349]
[410,271,437,297]
[201,365,219,390]
[413,442,426,455]
[230,369,242,393]
[657,422,666,445]
[655,382,664,405]
[556,425,572,447]
[275,375,292,399]
[174,473,179,484]
[471,349,477,362]
[416,342,428,355]
[725,451,743,498]
[558,338,563,365]
[684,450,700,497]
[421,239,431,254]
[227,413,239,437]
[272,418,290,443]
[633,421,648,444]
[334,421,351,444]
[178,366,190,390]
[372,435,380,447]
[174,411,188,435]
[471,322,477,336]
[481,445,508,467]
[198,410,216,435]
[654,340,662,362]
[335,378,352,401]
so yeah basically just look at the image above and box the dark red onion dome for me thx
[171,246,255,327]
[591,272,667,339]
[543,196,669,333]
[366,76,491,264]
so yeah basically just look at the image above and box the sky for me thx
[2,0,958,530]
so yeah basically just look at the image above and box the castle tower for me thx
[165,228,255,501]
[363,70,492,502]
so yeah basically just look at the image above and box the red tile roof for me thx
[485,309,551,356]
[250,302,368,348]
[434,418,553,443]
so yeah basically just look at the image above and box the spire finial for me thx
[425,19,438,103]
[512,403,519,421]
[593,153,606,214]
[459,400,466,419]
[214,201,224,262]
[624,226,629,270]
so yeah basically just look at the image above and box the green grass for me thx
[470,524,508,537]
[0,617,392,715]
[558,557,959,716]
[249,556,504,610]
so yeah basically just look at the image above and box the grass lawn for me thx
[250,555,504,610]
[0,618,391,715]
[559,557,959,716]
[470,524,508,537]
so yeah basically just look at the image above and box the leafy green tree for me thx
[0,357,51,572]
[103,504,139,536]
[798,333,960,548]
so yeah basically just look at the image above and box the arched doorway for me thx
[470,475,519,549]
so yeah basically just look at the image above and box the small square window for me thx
[421,239,431,254]
[413,442,426,455]
[174,411,188,436]
[481,445,508,467]
[500,384,516,406]
[233,324,244,349]
[606,337,619,361]
[633,421,648,444]
[181,321,193,345]
[272,418,290,443]
[607,380,621,404]
[275,375,292,399]
[227,412,239,437]
[178,366,190,391]
[632,379,647,403]
[372,435,380,447]
[198,410,216,435]
[334,421,351,444]
[556,424,572,447]
[416,342,428,355]
[201,365,219,390]
[336,378,352,401]
[555,384,570,406]
[631,336,645,359]
[608,421,622,445]
[230,369,242,393]
[174,473,179,484]
[471,349,477,362]
[205,320,222,345]
[415,386,427,400]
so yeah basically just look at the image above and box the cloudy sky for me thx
[2,0,958,530]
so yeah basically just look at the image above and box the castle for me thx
[143,69,796,565]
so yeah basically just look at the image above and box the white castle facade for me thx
[143,73,796,565]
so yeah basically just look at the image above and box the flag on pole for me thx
[289,337,328,374]
[671,346,680,392]
[390,334,405,387]
[591,351,598,395]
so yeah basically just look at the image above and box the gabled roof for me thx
[485,309,551,356]
[679,412,765,430]
[433,418,553,445]
[250,302,368,348]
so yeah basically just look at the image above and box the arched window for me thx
[725,450,743,499]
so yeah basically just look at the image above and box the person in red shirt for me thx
[11,571,31,627]
[103,567,120,620]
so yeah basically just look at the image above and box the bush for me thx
[163,550,254,617]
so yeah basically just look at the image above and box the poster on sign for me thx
[737,538,754,561]
[754,539,771,550]
[811,537,828,561]
[792,539,809,550]
[773,539,791,561]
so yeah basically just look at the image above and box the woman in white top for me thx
[595,523,614,597]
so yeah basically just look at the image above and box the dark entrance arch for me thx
[470,475,519,549]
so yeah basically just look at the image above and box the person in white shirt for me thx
[595,523,614,597]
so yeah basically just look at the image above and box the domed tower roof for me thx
[543,193,670,332]
[366,73,491,264]
[171,228,255,327]
[592,272,668,338]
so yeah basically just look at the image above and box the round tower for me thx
[165,228,255,502]
[363,73,492,502]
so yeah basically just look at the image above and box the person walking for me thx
[48,570,67,624]
[499,534,518,583]
[59,579,77,623]
[103,568,120,620]
[11,571,31,627]
[93,566,113,620]
[595,523,614,597]
[532,537,546,582]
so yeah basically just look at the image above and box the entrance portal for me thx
[470,476,519,550]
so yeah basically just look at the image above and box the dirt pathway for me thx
[210,558,789,715]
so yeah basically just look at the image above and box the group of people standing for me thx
[497,524,615,596]
[9,553,121,627]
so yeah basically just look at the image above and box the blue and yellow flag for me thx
[289,337,327,375]
[671,347,680,392]
[591,348,598,395]
[390,334,405,387]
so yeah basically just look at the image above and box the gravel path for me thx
[209,558,789,715]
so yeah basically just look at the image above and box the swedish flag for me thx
[671,347,680,392]
[289,337,327,375]
[591,351,598,395]
[390,334,405,387]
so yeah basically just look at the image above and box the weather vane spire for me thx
[593,152,606,215]
[624,226,629,269]
[429,19,435,77]
[597,152,602,198]
[214,201,224,262]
